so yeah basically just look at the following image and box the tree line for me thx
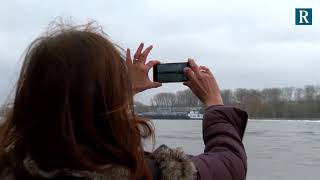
[1,85,319,119]
[147,85,320,119]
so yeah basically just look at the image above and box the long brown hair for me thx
[0,21,154,179]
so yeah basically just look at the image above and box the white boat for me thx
[187,110,203,119]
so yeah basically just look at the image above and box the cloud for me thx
[1,0,320,105]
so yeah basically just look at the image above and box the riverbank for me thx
[249,117,320,120]
[1,116,320,121]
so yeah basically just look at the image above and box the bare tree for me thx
[221,89,233,105]
[149,85,320,118]
[151,93,176,107]
[175,89,201,107]
[304,85,316,101]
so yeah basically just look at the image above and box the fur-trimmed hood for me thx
[0,145,196,180]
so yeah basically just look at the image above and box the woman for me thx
[0,22,248,180]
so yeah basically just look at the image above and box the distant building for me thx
[156,107,173,113]
[154,106,202,113]
[134,105,204,114]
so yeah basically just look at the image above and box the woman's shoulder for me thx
[146,145,197,180]
[0,146,196,180]
[0,152,129,180]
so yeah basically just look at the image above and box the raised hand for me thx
[183,59,224,107]
[126,43,162,94]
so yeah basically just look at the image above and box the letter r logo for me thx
[296,8,312,25]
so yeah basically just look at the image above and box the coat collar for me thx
[0,145,196,180]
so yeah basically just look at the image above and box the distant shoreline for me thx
[1,116,320,122]
[249,117,320,120]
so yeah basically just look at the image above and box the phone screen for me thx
[153,62,189,83]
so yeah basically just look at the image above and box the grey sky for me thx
[1,0,320,105]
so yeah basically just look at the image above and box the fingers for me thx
[134,43,144,59]
[140,45,153,63]
[188,58,200,74]
[183,67,197,92]
[200,66,210,72]
[133,43,153,64]
[126,48,132,66]
[148,82,162,89]
[183,81,196,94]
[183,67,196,81]
[146,60,160,70]
[200,66,213,75]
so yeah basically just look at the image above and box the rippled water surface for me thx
[147,120,320,180]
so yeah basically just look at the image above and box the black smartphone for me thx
[153,62,190,83]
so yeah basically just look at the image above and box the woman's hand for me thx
[183,59,224,108]
[126,43,162,95]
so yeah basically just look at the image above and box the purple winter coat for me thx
[147,105,248,180]
[191,105,248,180]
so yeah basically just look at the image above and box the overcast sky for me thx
[1,0,320,105]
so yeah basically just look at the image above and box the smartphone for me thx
[153,62,190,83]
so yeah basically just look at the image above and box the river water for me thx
[147,120,320,180]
